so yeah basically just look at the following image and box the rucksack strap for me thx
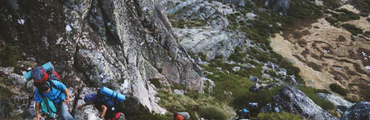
[37,80,63,100]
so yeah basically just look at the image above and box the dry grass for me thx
[270,12,370,100]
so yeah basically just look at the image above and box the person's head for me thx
[84,94,97,103]
[38,82,50,93]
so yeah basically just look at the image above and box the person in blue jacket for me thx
[77,93,122,120]
[32,68,73,120]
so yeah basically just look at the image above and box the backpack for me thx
[174,113,184,120]
[242,108,250,119]
[95,92,115,108]
[31,66,61,87]
[31,66,63,98]
[94,91,122,119]
[248,102,258,109]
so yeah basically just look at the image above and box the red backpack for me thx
[31,66,61,87]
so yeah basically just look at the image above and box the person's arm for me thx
[64,88,70,105]
[99,105,107,119]
[77,102,93,109]
[35,102,42,120]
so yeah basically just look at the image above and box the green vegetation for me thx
[157,91,235,119]
[256,112,302,120]
[198,105,229,120]
[286,0,322,20]
[331,9,360,22]
[322,0,341,9]
[169,18,207,28]
[325,17,339,26]
[149,78,161,88]
[233,86,282,109]
[166,0,337,118]
[341,24,363,36]
[364,31,370,37]
[329,83,348,96]
[352,0,370,16]
[298,86,336,110]
[0,46,22,66]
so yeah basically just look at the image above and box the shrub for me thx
[329,83,348,96]
[256,112,302,120]
[325,17,338,26]
[352,0,370,15]
[267,70,278,77]
[333,9,360,21]
[307,62,321,72]
[229,46,246,63]
[317,99,336,110]
[322,0,341,9]
[287,0,322,20]
[198,105,228,120]
[341,24,363,36]
[364,31,370,37]
[149,78,161,88]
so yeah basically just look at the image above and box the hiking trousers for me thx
[56,102,74,120]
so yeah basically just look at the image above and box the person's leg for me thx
[57,102,74,120]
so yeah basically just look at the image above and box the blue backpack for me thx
[95,92,115,108]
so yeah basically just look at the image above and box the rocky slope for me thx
[1,0,370,119]
[0,0,203,119]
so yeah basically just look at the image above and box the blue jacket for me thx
[34,80,67,103]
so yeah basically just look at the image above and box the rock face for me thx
[168,0,253,60]
[340,102,370,120]
[262,86,338,120]
[317,93,354,113]
[0,0,203,119]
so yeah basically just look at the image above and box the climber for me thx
[77,93,122,120]
[31,66,74,120]
[235,108,251,120]
[248,102,259,117]
[33,82,74,120]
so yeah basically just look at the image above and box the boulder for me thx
[262,86,338,120]
[249,76,259,82]
[249,83,275,92]
[317,93,354,113]
[340,102,370,120]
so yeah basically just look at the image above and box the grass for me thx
[198,105,229,120]
[256,112,302,120]
[157,91,235,120]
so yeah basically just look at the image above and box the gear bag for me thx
[24,62,61,86]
